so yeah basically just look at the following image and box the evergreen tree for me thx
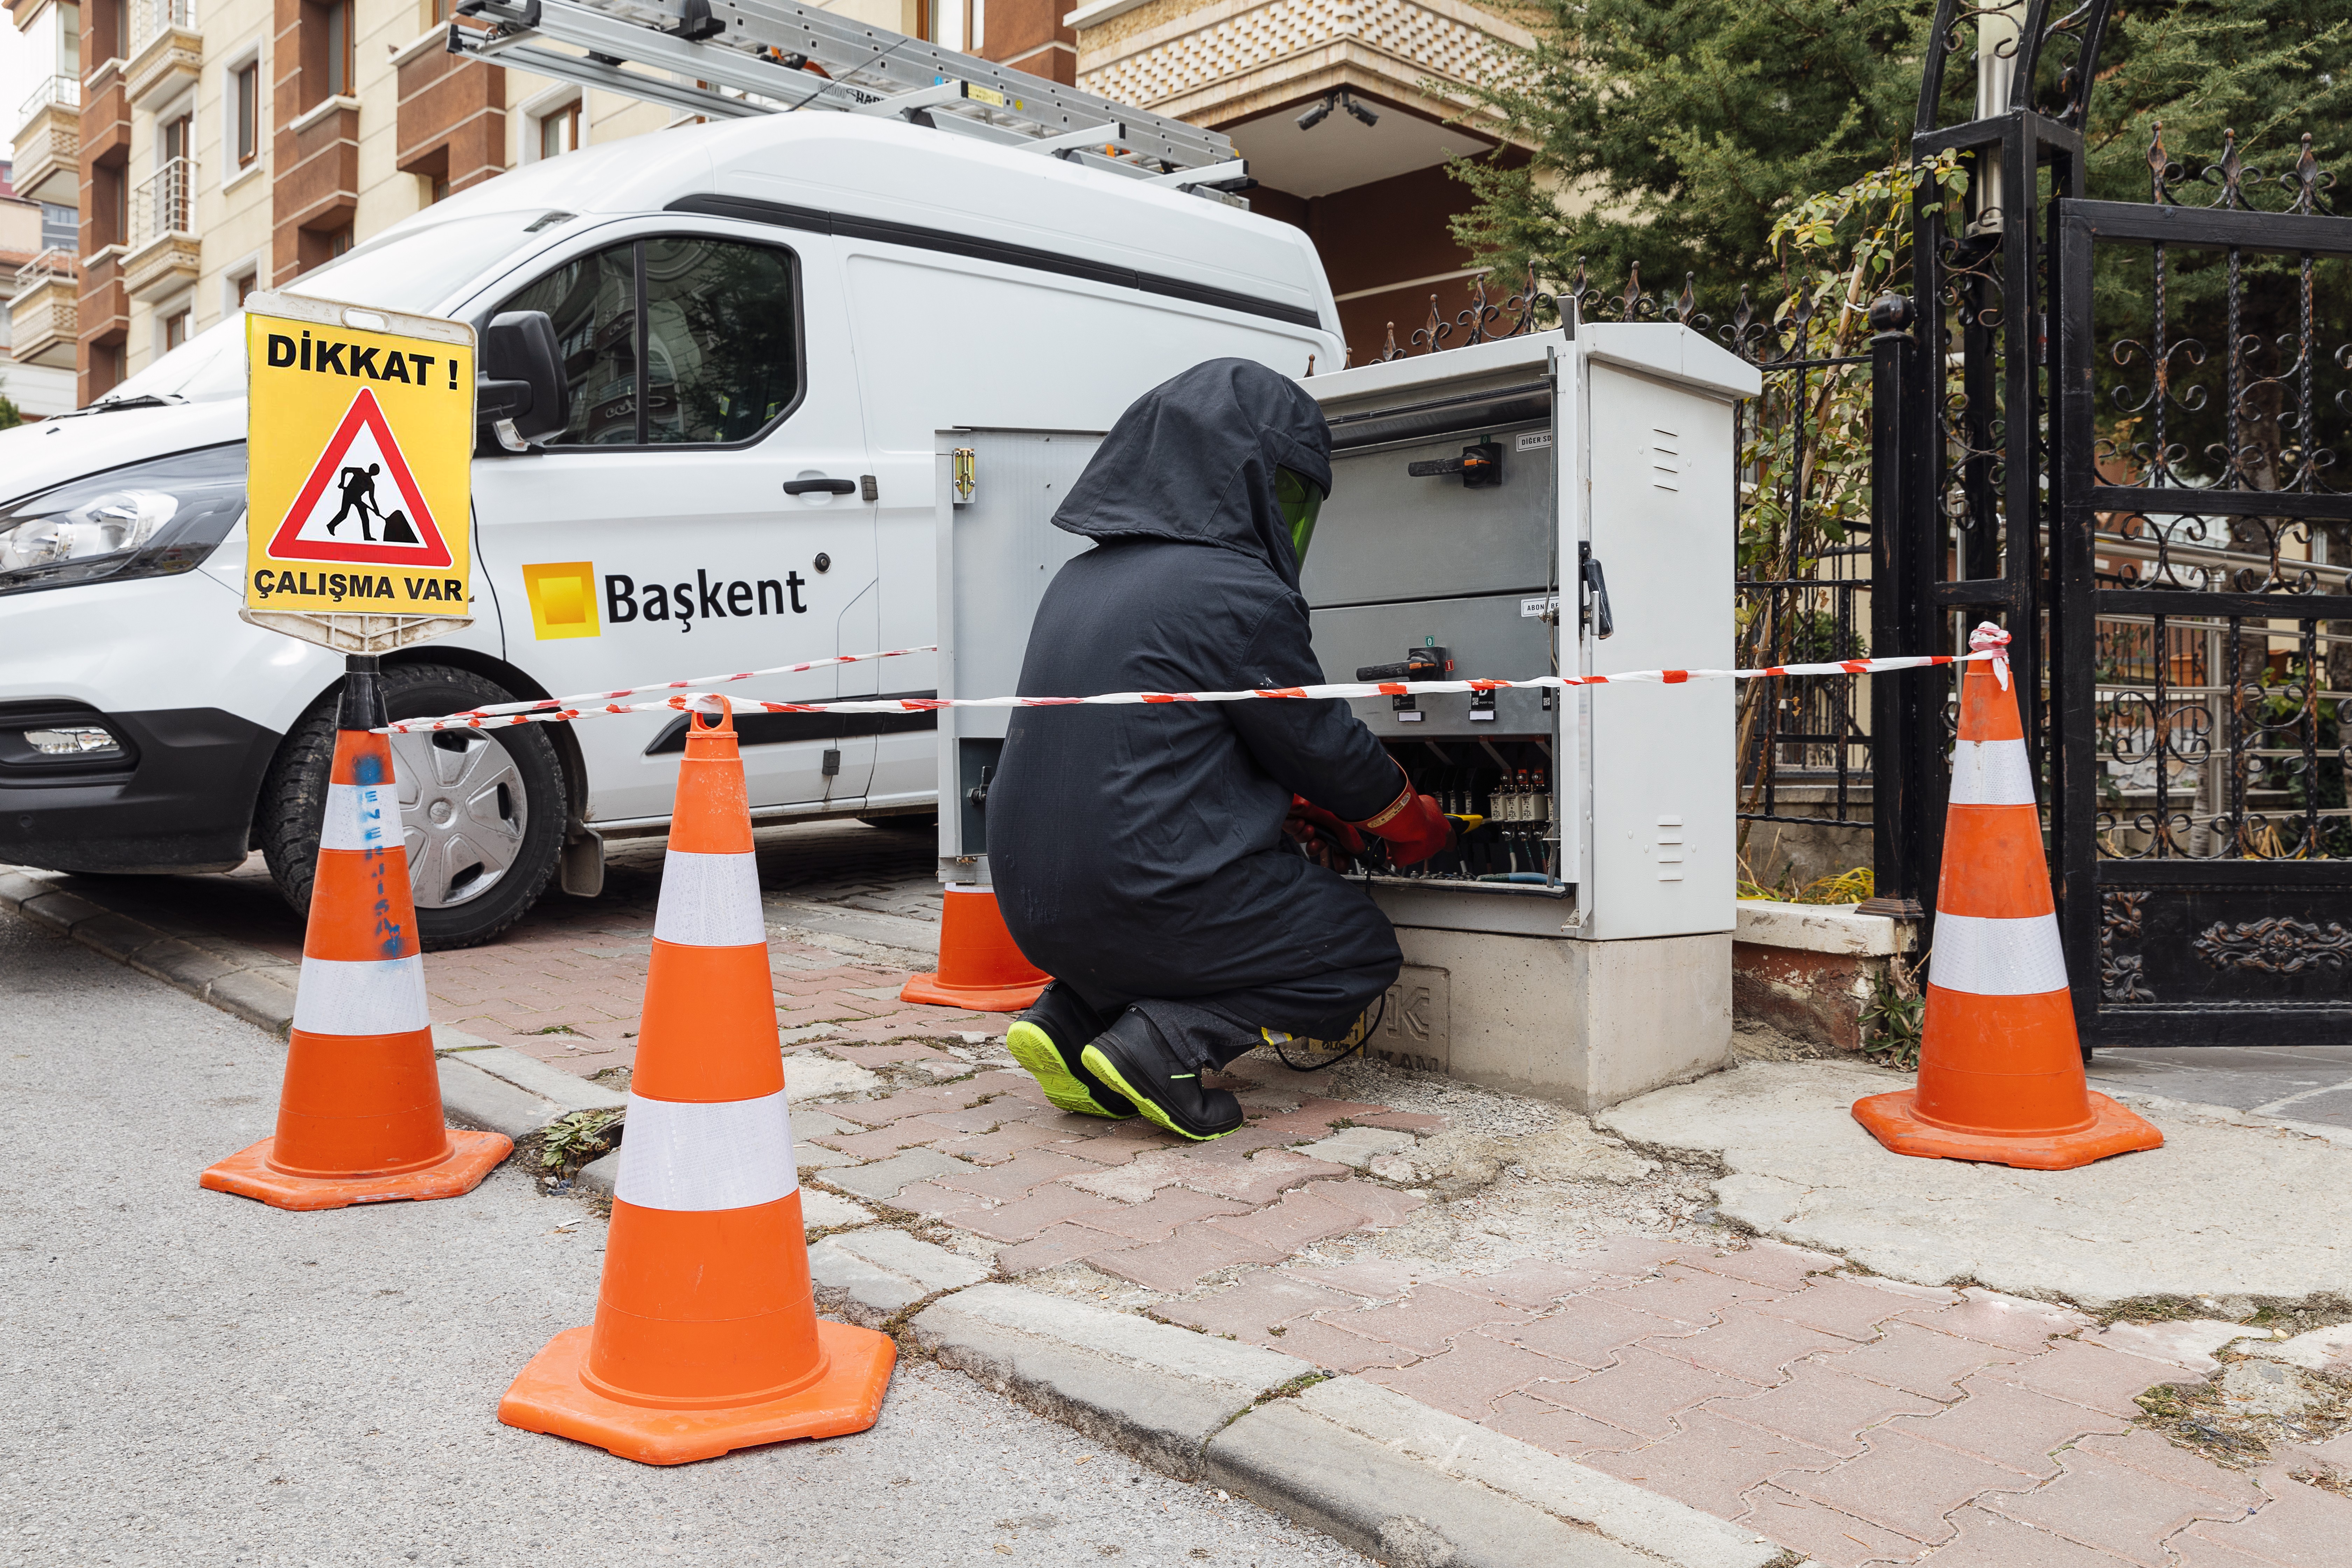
[1450,0,2352,304]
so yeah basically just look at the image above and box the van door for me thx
[470,226,877,825]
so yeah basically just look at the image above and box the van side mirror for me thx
[477,310,569,449]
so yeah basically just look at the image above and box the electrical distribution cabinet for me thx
[1300,326,1757,1107]
[933,323,1757,1110]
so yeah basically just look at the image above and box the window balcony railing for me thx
[12,246,79,292]
[133,157,199,248]
[16,74,81,125]
[131,0,198,54]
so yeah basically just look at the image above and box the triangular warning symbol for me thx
[264,387,454,568]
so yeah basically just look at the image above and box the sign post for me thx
[241,292,476,654]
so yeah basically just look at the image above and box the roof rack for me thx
[447,0,1250,196]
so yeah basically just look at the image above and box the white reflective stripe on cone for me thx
[319,782,400,853]
[1928,911,2069,996]
[292,954,432,1035]
[615,1088,798,1211]
[651,851,766,947]
[1947,739,2038,808]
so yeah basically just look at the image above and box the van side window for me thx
[498,236,800,447]
[500,243,639,446]
[642,239,800,444]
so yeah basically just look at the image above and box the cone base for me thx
[499,1321,896,1465]
[200,1129,512,1211]
[899,972,1046,1012]
[1852,1089,2163,1171]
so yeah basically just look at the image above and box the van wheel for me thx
[258,664,568,951]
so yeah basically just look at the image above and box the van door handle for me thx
[783,477,856,495]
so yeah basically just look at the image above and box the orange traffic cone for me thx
[898,884,1048,1011]
[202,658,511,1209]
[1853,624,2163,1170]
[499,701,894,1465]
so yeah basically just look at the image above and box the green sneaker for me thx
[1080,1011,1244,1142]
[1005,1015,1136,1119]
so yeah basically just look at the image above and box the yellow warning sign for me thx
[244,292,474,626]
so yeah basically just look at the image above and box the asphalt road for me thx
[0,908,1370,1568]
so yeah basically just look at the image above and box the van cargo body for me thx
[0,112,1339,946]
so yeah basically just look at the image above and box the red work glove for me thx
[1286,796,1366,871]
[1354,779,1453,868]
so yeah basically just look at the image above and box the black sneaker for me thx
[1004,984,1135,1119]
[1079,1010,1244,1142]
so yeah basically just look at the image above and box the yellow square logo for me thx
[523,561,601,640]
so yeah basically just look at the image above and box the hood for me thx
[1051,358,1331,590]
[0,399,249,508]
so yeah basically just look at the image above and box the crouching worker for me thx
[988,359,1452,1143]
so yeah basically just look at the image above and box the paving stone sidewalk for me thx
[9,820,2348,1564]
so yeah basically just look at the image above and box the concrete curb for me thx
[0,867,628,1145]
[0,867,301,1035]
[431,1026,628,1141]
[884,1273,1793,1568]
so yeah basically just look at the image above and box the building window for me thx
[431,173,450,203]
[329,225,354,257]
[164,309,191,351]
[163,111,193,164]
[235,61,260,164]
[233,270,258,306]
[40,202,77,253]
[325,0,352,97]
[538,102,580,161]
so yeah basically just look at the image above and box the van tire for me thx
[257,664,568,951]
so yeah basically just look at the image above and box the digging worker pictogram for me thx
[325,462,383,541]
[988,359,1452,1143]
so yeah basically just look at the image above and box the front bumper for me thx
[0,702,279,873]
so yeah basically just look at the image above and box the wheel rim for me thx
[387,729,529,910]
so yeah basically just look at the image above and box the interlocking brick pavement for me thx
[302,816,2349,1568]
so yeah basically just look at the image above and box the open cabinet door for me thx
[932,430,1105,881]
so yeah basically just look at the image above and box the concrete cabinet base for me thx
[1388,925,1731,1112]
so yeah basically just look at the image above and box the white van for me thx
[0,111,1340,946]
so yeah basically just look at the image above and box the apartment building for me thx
[1073,0,1536,364]
[3,0,934,405]
[9,0,1533,403]
[0,157,80,414]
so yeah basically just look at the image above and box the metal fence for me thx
[1732,351,1876,841]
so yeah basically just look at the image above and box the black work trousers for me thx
[1012,853,1401,1073]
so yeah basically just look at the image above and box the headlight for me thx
[0,443,247,597]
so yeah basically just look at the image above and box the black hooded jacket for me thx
[987,359,1403,1016]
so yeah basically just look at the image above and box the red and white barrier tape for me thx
[380,645,2004,736]
[415,644,939,724]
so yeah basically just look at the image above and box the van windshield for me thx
[104,210,563,406]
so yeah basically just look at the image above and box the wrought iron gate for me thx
[2054,143,2352,1044]
[1892,0,2352,1046]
